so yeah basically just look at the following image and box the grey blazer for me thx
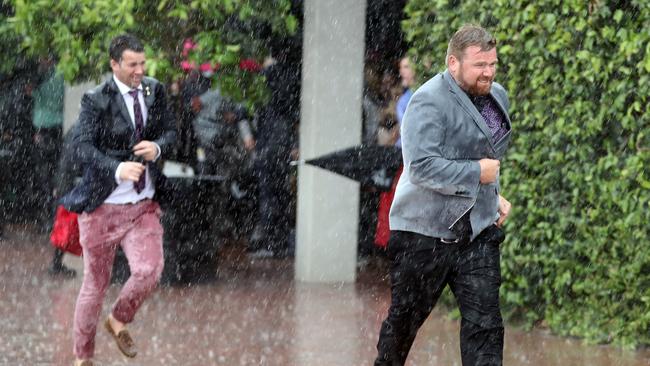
[389,70,512,240]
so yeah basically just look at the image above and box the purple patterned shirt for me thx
[471,95,509,143]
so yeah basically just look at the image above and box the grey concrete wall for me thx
[63,80,98,132]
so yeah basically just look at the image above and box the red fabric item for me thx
[375,166,403,248]
[239,59,262,72]
[50,205,82,256]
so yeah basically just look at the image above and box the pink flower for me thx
[182,38,196,57]
[200,63,220,72]
[181,60,196,71]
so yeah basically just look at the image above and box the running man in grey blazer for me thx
[375,25,512,366]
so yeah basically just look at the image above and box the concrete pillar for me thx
[296,0,366,283]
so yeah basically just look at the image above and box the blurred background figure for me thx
[30,55,65,232]
[48,123,82,277]
[394,56,415,148]
[0,58,38,237]
[357,61,388,261]
[190,73,258,241]
[172,38,211,165]
[248,36,301,258]
[362,63,383,146]
[373,56,416,251]
[176,68,210,165]
[191,79,255,177]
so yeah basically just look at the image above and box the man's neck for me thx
[113,75,141,93]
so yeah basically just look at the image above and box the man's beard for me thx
[458,69,492,96]
[466,80,491,96]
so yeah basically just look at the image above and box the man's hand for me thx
[133,141,158,162]
[119,162,145,182]
[497,195,511,227]
[479,158,500,184]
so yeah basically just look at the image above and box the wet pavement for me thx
[1,224,649,365]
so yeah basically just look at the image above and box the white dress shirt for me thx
[104,75,157,204]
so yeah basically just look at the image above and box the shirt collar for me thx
[113,75,143,96]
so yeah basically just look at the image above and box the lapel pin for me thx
[144,85,151,96]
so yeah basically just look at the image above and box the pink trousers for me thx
[73,199,164,359]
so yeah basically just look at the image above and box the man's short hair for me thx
[109,34,145,62]
[446,25,496,63]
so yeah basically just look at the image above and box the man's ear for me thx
[110,59,119,71]
[448,55,459,73]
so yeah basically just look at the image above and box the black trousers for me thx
[375,225,506,366]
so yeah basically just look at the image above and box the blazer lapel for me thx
[108,78,135,133]
[141,80,155,130]
[444,70,495,151]
[142,80,155,110]
[490,90,512,156]
[490,90,512,132]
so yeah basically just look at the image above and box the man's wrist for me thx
[115,162,125,184]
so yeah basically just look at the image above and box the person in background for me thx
[374,108,401,250]
[177,68,211,164]
[61,34,177,366]
[0,60,37,234]
[191,78,256,240]
[31,56,65,231]
[248,37,301,258]
[28,56,76,276]
[373,57,414,251]
[48,123,83,277]
[362,63,383,146]
[191,80,255,177]
[375,24,513,365]
[393,56,415,148]
[357,62,387,261]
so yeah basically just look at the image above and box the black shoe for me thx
[48,264,77,278]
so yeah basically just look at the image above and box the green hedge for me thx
[403,0,650,348]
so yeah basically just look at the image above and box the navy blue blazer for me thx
[61,76,177,213]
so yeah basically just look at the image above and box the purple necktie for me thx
[128,89,146,193]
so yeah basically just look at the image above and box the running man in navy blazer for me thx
[62,34,176,366]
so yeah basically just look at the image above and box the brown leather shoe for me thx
[104,317,138,358]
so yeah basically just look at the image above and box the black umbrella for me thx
[292,145,403,191]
